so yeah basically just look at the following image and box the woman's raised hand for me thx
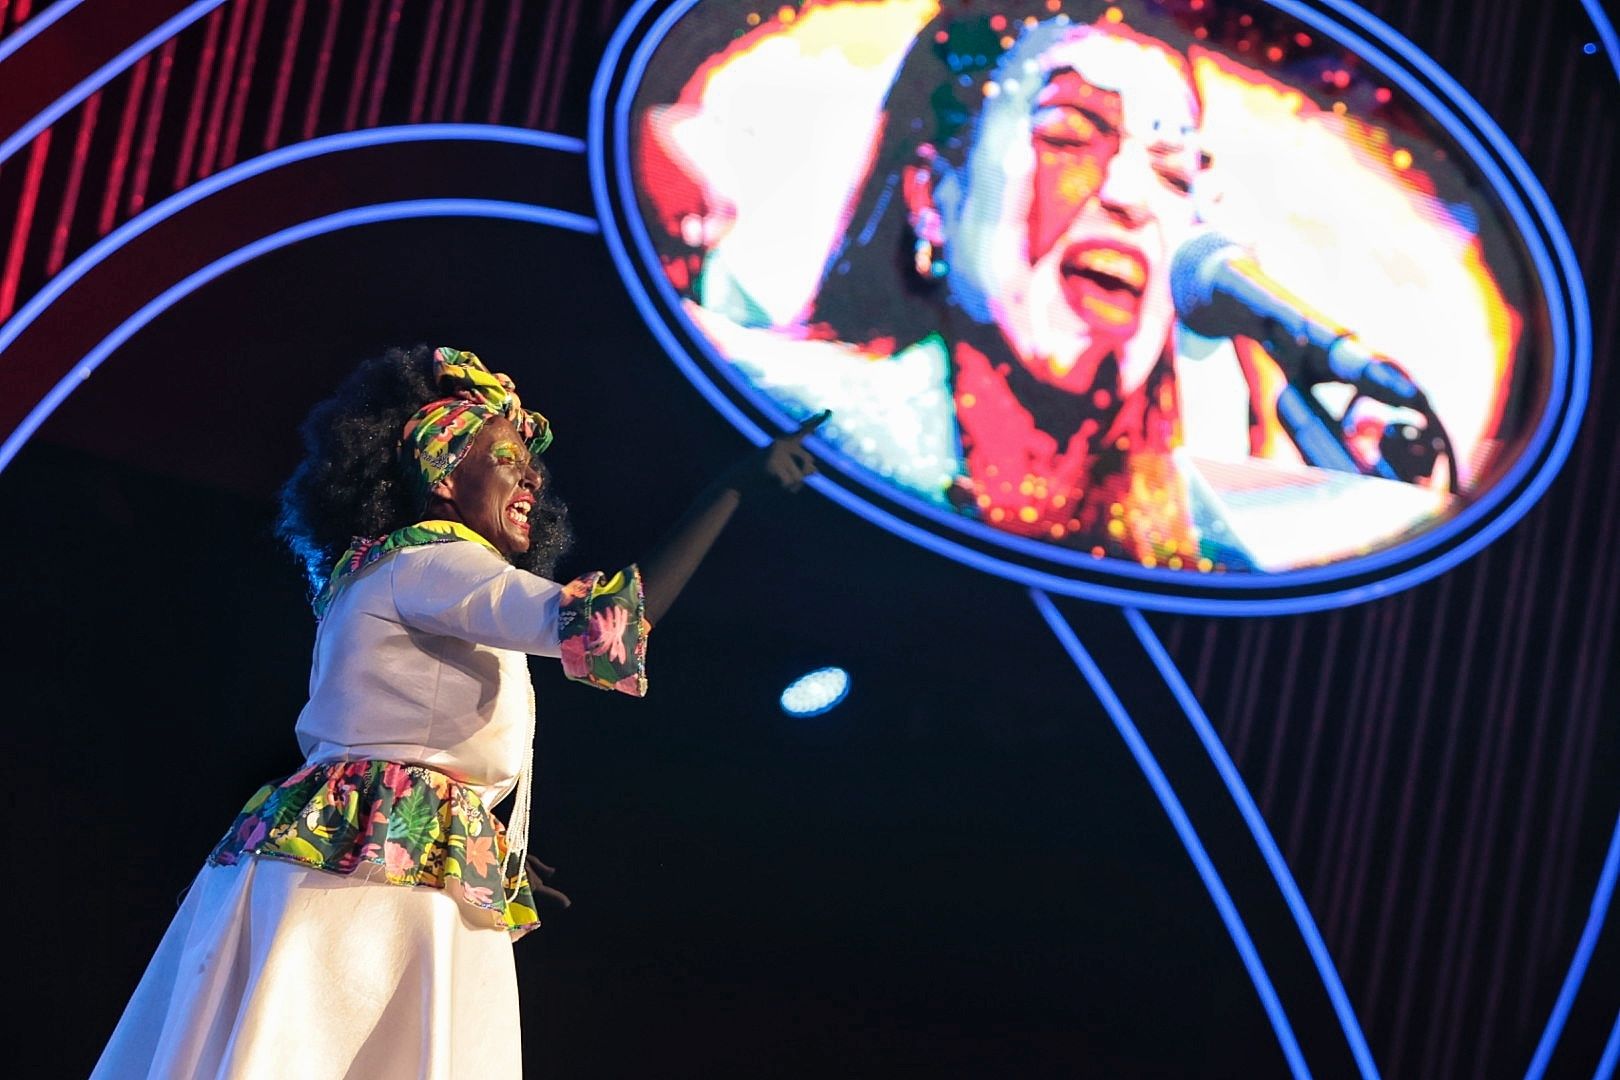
[727,410,829,494]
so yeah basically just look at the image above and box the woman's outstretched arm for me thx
[640,411,827,626]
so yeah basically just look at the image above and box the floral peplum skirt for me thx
[91,760,534,1080]
[209,758,542,935]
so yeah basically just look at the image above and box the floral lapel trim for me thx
[314,519,499,619]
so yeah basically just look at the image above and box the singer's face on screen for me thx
[941,23,1203,396]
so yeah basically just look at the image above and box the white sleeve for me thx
[388,542,564,656]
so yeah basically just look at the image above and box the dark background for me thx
[1,1,1615,1077]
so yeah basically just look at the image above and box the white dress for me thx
[94,538,637,1080]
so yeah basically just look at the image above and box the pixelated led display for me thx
[617,0,1561,580]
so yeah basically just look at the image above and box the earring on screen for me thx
[910,207,947,280]
[913,238,946,278]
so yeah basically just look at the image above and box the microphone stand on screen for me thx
[1170,233,1457,493]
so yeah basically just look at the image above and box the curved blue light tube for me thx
[585,3,771,450]
[1031,590,1312,1079]
[1597,1010,1619,1080]
[0,123,583,362]
[0,0,87,66]
[1577,0,1620,81]
[1523,810,1620,1080]
[0,198,597,471]
[0,0,229,167]
[1124,606,1378,1077]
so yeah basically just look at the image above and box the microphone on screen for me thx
[1169,231,1429,410]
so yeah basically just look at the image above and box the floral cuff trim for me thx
[558,565,649,697]
[208,760,541,937]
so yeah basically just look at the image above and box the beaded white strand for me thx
[503,677,537,907]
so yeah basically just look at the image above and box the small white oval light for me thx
[780,666,851,717]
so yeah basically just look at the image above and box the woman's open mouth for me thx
[505,498,533,530]
[1059,241,1148,335]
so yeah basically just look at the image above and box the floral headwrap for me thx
[400,346,553,505]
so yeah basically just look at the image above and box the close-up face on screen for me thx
[626,0,1551,576]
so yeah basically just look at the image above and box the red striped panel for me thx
[0,128,51,319]
[97,57,150,235]
[173,6,225,190]
[127,38,178,216]
[45,92,100,275]
[301,0,342,142]
[262,0,307,151]
[219,0,270,168]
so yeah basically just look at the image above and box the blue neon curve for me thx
[591,0,1589,612]
[0,0,86,66]
[1296,5,1615,1068]
[1598,1011,1620,1080]
[0,198,598,471]
[0,124,583,362]
[1578,0,1620,81]
[1597,1010,1620,1080]
[585,5,770,450]
[1124,606,1379,1077]
[1524,809,1620,1080]
[0,0,228,167]
[1030,589,1311,1079]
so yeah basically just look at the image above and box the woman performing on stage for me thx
[93,344,820,1078]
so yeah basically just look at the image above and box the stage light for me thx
[780,667,850,717]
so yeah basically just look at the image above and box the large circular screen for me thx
[592,0,1586,612]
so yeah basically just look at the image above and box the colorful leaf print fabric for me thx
[400,347,554,506]
[208,760,542,935]
[559,566,650,697]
